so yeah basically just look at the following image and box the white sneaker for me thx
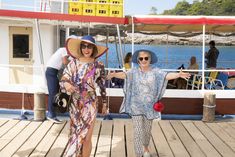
[143,152,151,157]
[47,117,63,124]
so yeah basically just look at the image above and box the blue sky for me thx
[2,0,195,15]
[124,0,194,15]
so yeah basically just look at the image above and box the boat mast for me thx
[61,0,64,13]
[114,36,121,68]
[105,28,109,68]
[116,24,124,68]
[131,16,134,68]
[35,19,46,86]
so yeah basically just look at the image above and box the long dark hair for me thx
[124,52,132,63]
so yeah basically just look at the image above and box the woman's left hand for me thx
[106,71,115,80]
[179,70,191,80]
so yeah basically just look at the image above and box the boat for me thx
[122,15,235,115]
[0,1,127,116]
[0,1,235,116]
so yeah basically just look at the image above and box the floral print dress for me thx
[60,59,106,157]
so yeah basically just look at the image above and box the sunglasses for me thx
[138,57,149,61]
[81,44,94,49]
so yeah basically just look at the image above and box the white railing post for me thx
[202,24,206,90]
[66,27,70,39]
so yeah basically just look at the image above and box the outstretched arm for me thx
[106,71,126,80]
[166,70,191,81]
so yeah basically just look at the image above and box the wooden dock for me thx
[1,118,235,157]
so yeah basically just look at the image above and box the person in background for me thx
[124,52,132,70]
[45,35,77,123]
[60,35,108,157]
[205,40,219,68]
[107,49,190,157]
[188,56,199,74]
[110,52,132,88]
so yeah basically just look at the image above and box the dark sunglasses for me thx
[81,44,93,49]
[138,57,149,61]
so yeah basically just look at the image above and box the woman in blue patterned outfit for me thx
[107,49,190,157]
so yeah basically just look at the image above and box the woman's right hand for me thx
[64,82,76,93]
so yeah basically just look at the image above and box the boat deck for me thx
[1,118,235,157]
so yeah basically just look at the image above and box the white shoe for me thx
[143,152,151,157]
[47,117,63,124]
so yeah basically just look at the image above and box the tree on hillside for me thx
[187,1,204,15]
[220,0,235,15]
[150,7,158,15]
[163,1,191,15]
[161,0,235,15]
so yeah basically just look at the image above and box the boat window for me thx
[112,11,119,14]
[113,1,120,4]
[85,9,93,13]
[99,10,106,14]
[13,34,29,58]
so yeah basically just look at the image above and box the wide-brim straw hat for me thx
[66,35,108,59]
[132,49,158,64]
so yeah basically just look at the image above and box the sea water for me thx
[98,43,235,69]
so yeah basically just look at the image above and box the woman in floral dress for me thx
[60,35,108,157]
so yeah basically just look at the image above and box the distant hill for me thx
[160,0,235,16]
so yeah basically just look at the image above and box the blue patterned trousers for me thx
[132,115,153,157]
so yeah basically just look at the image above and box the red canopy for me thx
[130,15,235,32]
[0,9,128,25]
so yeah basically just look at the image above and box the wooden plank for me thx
[124,119,135,157]
[1,119,235,157]
[159,120,190,157]
[111,119,125,157]
[228,122,235,129]
[149,137,158,157]
[95,120,113,157]
[194,121,235,157]
[206,122,235,152]
[182,121,221,157]
[29,122,66,157]
[0,120,19,138]
[0,121,41,157]
[12,121,54,157]
[170,120,205,157]
[91,120,101,157]
[46,121,69,157]
[0,119,8,127]
[0,120,30,150]
[152,120,173,157]
[220,122,235,139]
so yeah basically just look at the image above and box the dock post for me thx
[202,92,216,122]
[34,93,46,121]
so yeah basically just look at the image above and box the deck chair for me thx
[204,71,219,89]
[187,71,218,90]
[209,72,229,90]
[186,74,202,89]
